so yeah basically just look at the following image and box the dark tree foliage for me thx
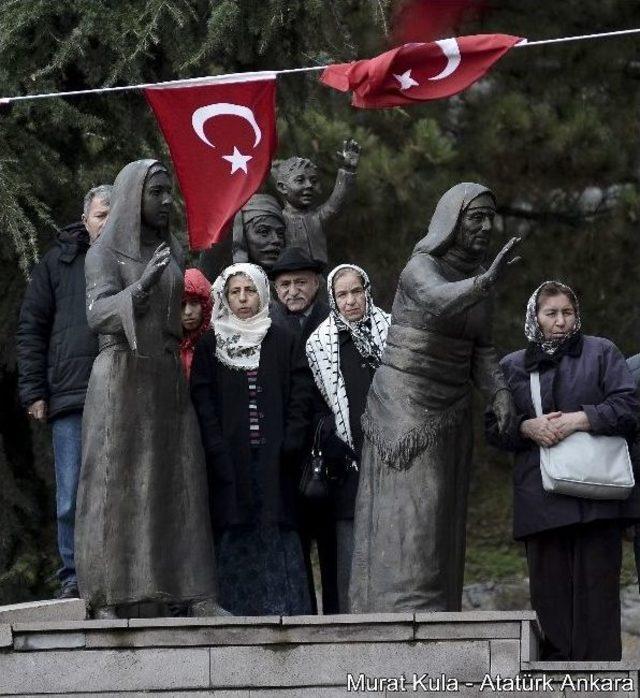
[1,1,640,599]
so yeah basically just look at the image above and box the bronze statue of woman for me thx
[349,183,518,613]
[76,159,222,618]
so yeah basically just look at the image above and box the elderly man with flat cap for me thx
[269,247,329,344]
[269,247,339,613]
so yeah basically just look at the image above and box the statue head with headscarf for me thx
[231,193,286,272]
[413,182,496,271]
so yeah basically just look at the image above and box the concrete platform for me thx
[0,598,86,625]
[0,608,637,696]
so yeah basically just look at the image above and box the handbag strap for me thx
[529,371,543,418]
[311,417,325,457]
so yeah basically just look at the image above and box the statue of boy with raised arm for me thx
[272,138,360,265]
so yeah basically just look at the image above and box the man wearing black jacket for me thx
[17,185,111,598]
[269,247,339,613]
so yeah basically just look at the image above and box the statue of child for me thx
[272,138,360,265]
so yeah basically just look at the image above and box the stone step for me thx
[0,609,637,696]
[0,598,86,625]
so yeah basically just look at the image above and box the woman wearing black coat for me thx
[305,263,390,612]
[190,262,312,616]
[487,280,640,661]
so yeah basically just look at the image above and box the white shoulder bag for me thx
[529,371,634,500]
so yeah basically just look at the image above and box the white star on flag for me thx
[222,146,252,174]
[393,69,419,91]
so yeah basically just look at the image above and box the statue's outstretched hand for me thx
[339,137,361,170]
[139,243,171,292]
[484,236,522,286]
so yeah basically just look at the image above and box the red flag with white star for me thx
[146,75,277,250]
[321,34,522,109]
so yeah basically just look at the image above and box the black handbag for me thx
[298,418,329,500]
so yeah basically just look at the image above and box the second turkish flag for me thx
[321,34,522,108]
[146,75,277,250]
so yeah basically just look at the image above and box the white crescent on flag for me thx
[191,103,262,148]
[428,38,462,81]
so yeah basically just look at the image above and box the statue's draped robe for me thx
[75,160,218,609]
[349,229,506,613]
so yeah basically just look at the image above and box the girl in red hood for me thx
[180,268,212,379]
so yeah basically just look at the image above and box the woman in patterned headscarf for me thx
[306,263,390,612]
[487,280,640,661]
[190,262,313,616]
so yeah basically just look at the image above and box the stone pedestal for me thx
[0,607,637,696]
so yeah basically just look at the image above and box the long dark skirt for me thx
[214,449,311,616]
[525,520,623,661]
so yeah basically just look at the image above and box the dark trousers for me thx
[525,520,623,661]
[299,500,339,614]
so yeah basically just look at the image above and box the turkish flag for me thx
[146,75,277,250]
[321,34,522,108]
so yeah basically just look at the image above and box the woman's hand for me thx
[520,412,563,447]
[139,243,171,292]
[547,411,590,440]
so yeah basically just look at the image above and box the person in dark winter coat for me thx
[16,184,111,599]
[268,247,337,613]
[486,280,640,661]
[191,262,313,616]
[625,353,640,593]
[306,263,390,612]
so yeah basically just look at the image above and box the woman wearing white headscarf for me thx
[190,262,312,615]
[306,263,390,611]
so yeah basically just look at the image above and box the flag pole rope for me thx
[2,27,640,104]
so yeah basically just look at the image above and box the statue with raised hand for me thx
[273,138,361,265]
[349,182,520,614]
[77,159,226,619]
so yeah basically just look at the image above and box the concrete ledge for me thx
[13,619,127,633]
[525,660,639,671]
[415,621,521,640]
[0,648,211,694]
[0,599,86,624]
[0,623,11,648]
[86,626,286,649]
[414,610,538,623]
[14,632,86,651]
[208,640,492,688]
[282,612,414,625]
[128,615,281,628]
[9,610,629,696]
